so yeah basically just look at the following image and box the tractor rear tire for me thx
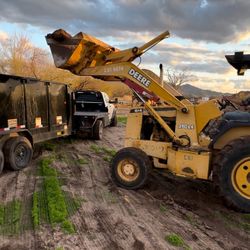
[93,120,103,140]
[213,136,250,212]
[0,150,4,174]
[111,147,151,189]
[4,136,33,171]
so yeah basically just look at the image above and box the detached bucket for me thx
[46,29,116,73]
[225,52,250,75]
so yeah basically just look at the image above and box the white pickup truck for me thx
[73,90,117,140]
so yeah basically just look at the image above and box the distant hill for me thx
[180,84,230,98]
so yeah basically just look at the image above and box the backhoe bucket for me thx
[46,29,116,71]
[225,52,250,75]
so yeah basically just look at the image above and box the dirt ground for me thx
[0,121,249,250]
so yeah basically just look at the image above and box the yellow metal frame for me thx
[47,29,225,180]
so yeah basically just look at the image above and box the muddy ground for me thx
[0,121,249,250]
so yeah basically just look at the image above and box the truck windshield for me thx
[75,91,103,103]
[75,91,107,112]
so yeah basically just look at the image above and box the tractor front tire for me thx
[111,147,151,189]
[213,136,250,212]
[4,136,33,171]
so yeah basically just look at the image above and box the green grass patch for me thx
[41,141,57,151]
[76,158,88,165]
[102,147,117,157]
[90,144,103,154]
[40,159,68,224]
[90,145,117,161]
[33,158,80,233]
[117,116,127,125]
[103,191,118,204]
[165,233,185,247]
[61,220,75,234]
[242,214,250,221]
[55,247,64,250]
[32,192,39,228]
[0,205,4,225]
[0,200,22,235]
[103,155,112,163]
[215,211,250,233]
[159,203,167,213]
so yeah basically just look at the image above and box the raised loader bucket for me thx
[225,51,250,75]
[46,29,117,72]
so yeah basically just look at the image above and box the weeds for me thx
[0,200,22,235]
[103,155,112,163]
[90,145,117,161]
[33,158,80,234]
[0,205,4,225]
[90,144,103,154]
[117,116,127,125]
[41,141,57,151]
[165,233,186,247]
[61,220,75,234]
[103,191,118,204]
[76,158,88,165]
[159,203,167,213]
[32,192,39,228]
[214,211,250,233]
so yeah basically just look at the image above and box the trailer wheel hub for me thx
[117,159,139,182]
[15,145,27,165]
[231,157,250,199]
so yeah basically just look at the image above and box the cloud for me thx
[1,0,250,43]
[0,31,8,41]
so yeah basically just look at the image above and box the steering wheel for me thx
[218,97,238,110]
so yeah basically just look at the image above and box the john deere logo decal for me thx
[128,68,151,87]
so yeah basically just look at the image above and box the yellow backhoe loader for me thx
[46,29,250,212]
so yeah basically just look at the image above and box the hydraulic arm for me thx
[46,29,189,112]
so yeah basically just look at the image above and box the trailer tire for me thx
[213,136,250,212]
[111,147,151,189]
[93,120,103,140]
[0,151,4,174]
[4,136,33,171]
[110,113,117,127]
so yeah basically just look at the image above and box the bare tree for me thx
[164,68,197,90]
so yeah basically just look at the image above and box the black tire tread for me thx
[93,120,103,140]
[213,136,250,212]
[111,147,151,190]
[4,136,33,171]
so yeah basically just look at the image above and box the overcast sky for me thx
[0,0,250,93]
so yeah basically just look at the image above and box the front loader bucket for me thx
[46,29,117,72]
[225,52,250,75]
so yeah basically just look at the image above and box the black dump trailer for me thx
[0,74,72,173]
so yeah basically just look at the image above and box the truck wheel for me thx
[110,114,117,127]
[111,147,151,189]
[4,136,33,171]
[213,136,250,212]
[93,120,103,140]
[0,151,4,174]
